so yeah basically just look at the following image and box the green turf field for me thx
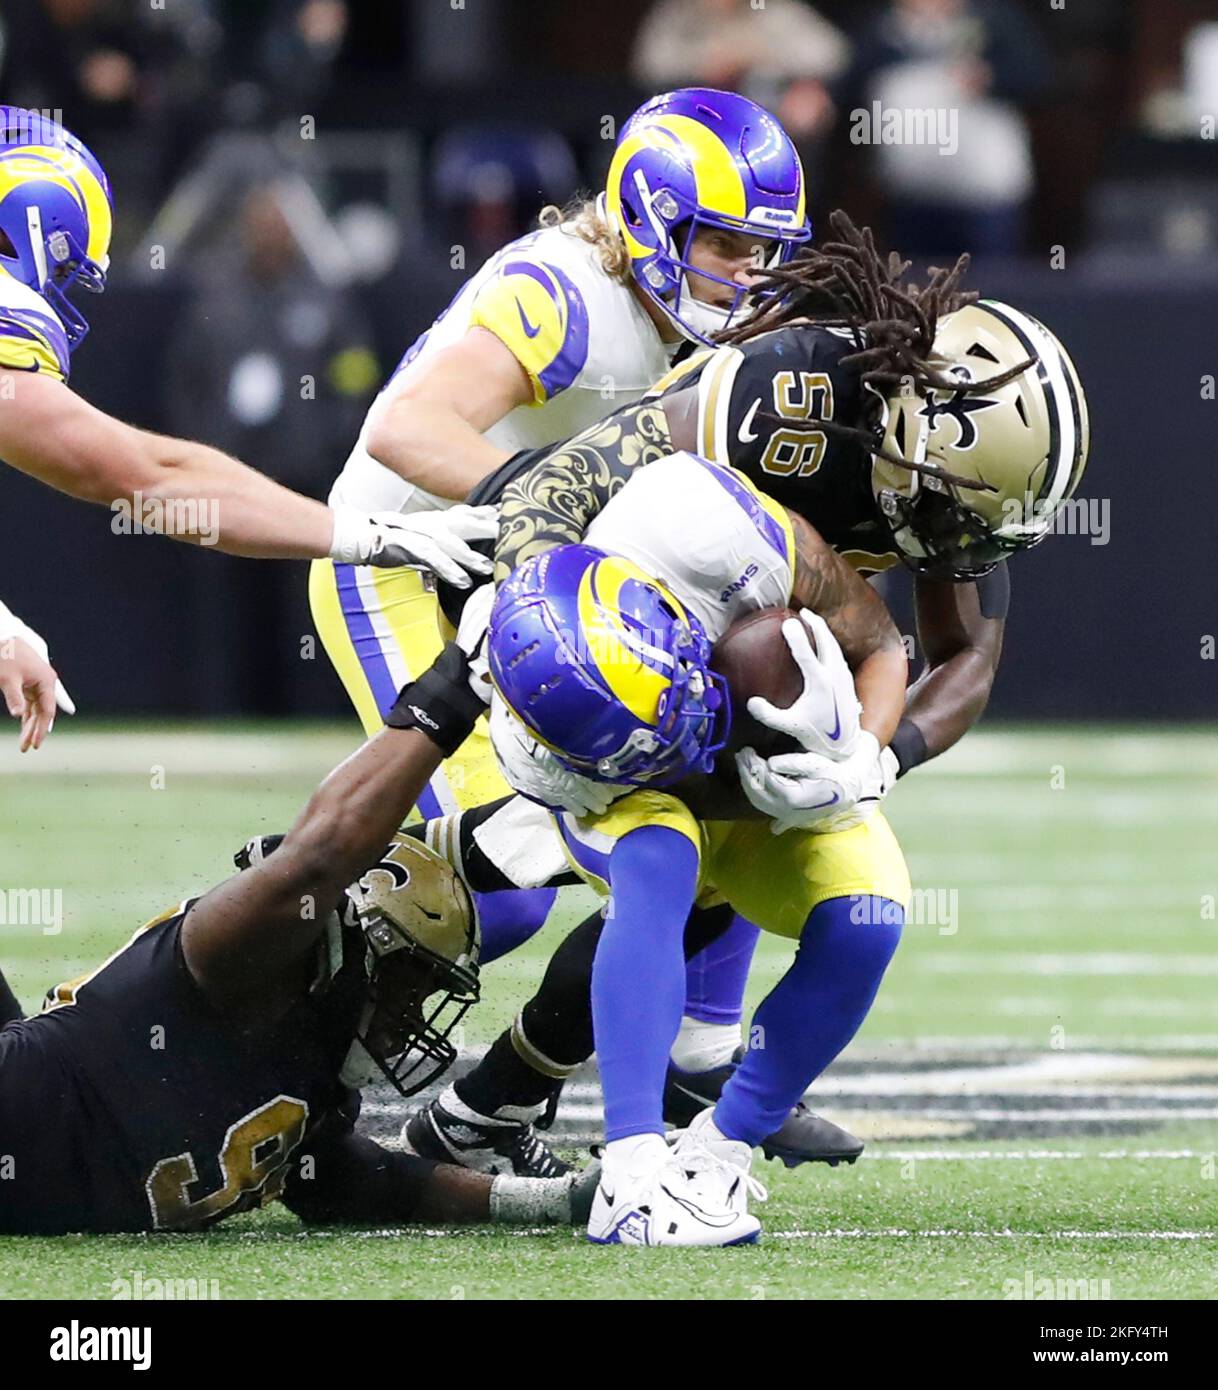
[2,724,1215,1299]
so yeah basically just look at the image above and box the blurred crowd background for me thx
[2,0,1216,721]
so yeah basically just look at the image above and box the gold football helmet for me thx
[871,300,1090,580]
[347,836,480,1097]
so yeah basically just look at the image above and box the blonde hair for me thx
[538,195,631,282]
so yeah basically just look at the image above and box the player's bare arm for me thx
[494,400,674,578]
[0,370,497,577]
[0,370,335,557]
[900,571,1007,766]
[365,326,533,500]
[180,589,494,1019]
[787,506,907,747]
[181,724,446,1018]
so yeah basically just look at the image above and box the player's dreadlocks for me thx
[717,210,1034,492]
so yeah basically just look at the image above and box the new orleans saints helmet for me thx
[346,837,480,1097]
[871,300,1090,580]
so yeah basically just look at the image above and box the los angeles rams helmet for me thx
[346,837,480,1097]
[604,88,810,345]
[0,106,113,349]
[872,301,1090,581]
[488,544,730,787]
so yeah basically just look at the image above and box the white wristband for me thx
[327,509,374,565]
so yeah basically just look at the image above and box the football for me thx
[712,606,807,762]
[677,606,807,820]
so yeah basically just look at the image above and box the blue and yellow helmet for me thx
[0,107,113,350]
[604,87,810,344]
[488,544,730,787]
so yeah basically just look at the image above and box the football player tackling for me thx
[405,216,1090,1219]
[0,592,593,1235]
[308,86,828,1158]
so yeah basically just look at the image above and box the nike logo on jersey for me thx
[515,299,541,339]
[738,398,762,443]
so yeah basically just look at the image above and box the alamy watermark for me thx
[849,102,958,157]
[1003,496,1110,546]
[111,491,220,546]
[850,888,957,936]
[0,887,63,935]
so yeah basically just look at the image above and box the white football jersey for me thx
[583,450,796,641]
[328,224,674,517]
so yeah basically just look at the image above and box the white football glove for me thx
[488,694,621,818]
[737,730,895,836]
[329,503,498,587]
[747,609,861,761]
[455,581,495,705]
[807,742,901,833]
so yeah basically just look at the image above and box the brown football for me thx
[677,607,808,820]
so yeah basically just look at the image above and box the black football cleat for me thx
[402,1088,573,1179]
[664,1059,864,1168]
[759,1102,864,1169]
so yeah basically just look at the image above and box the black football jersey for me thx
[0,903,365,1234]
[652,326,904,578]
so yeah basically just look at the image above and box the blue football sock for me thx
[592,826,700,1142]
[714,895,904,1147]
[683,913,761,1026]
[475,888,556,964]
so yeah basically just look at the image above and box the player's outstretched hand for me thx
[746,610,860,760]
[489,695,619,818]
[0,629,75,753]
[330,504,498,586]
[737,731,887,836]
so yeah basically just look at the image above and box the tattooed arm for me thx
[787,508,908,747]
[494,402,674,580]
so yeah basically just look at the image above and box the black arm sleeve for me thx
[282,1123,439,1225]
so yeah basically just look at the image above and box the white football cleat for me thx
[670,1107,768,1223]
[586,1138,764,1247]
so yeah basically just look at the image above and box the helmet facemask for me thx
[340,840,480,1098]
[0,109,114,350]
[869,301,1089,580]
[603,89,811,346]
[625,186,806,345]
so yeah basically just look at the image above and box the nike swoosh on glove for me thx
[329,504,498,587]
[736,731,885,836]
[746,610,860,760]
[488,695,621,818]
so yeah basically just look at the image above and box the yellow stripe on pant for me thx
[307,558,512,817]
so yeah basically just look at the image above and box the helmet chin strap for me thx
[26,205,48,290]
[676,288,734,341]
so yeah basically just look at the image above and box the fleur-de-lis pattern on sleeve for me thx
[494,403,674,580]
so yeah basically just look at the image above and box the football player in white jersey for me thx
[478,454,909,1244]
[0,107,494,750]
[307,88,812,1004]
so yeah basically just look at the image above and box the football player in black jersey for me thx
[396,212,1090,1179]
[0,598,592,1235]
